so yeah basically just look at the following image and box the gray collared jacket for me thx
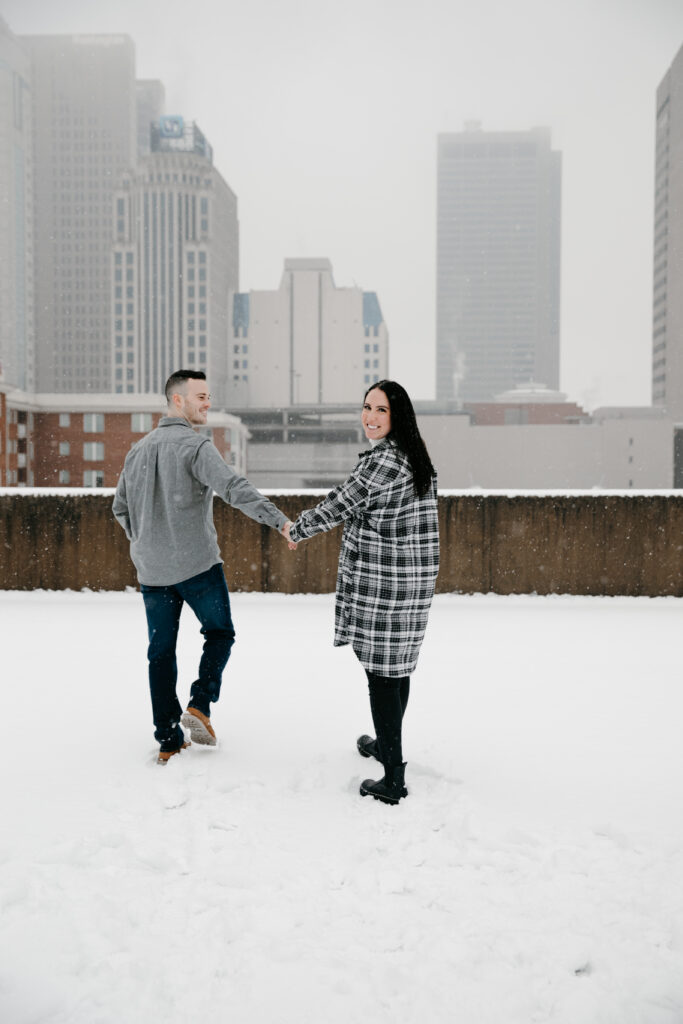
[113,416,287,586]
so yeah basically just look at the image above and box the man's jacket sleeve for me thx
[192,440,287,531]
[112,472,132,540]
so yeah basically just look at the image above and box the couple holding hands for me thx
[113,371,439,805]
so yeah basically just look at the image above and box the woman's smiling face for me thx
[362,388,392,441]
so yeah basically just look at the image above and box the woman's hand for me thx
[282,521,298,550]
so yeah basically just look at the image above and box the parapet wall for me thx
[1,491,682,596]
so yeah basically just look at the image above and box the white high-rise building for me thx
[436,123,561,403]
[653,43,683,415]
[230,258,388,407]
[0,18,34,391]
[111,118,238,404]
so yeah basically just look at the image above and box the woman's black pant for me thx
[366,670,410,768]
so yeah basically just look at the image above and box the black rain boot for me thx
[360,762,408,805]
[357,734,382,762]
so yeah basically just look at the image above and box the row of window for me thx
[57,442,106,460]
[55,470,104,486]
[55,413,152,432]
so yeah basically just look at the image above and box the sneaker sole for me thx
[181,712,217,746]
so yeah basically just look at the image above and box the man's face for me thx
[173,379,211,426]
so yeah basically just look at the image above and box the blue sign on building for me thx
[159,115,184,139]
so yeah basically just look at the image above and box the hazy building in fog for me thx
[653,43,683,416]
[22,33,137,394]
[136,79,165,159]
[111,118,238,404]
[436,123,561,403]
[0,18,34,392]
[229,258,388,407]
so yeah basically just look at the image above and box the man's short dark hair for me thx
[165,369,206,403]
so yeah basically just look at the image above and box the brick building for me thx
[0,389,247,487]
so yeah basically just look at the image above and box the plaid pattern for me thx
[289,438,440,676]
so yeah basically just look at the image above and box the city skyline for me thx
[3,0,683,409]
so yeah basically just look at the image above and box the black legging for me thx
[366,670,410,768]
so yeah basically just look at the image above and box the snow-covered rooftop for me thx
[1,590,682,1022]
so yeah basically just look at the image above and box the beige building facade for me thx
[245,411,673,490]
[230,258,388,408]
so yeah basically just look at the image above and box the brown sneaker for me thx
[181,707,217,746]
[156,741,191,765]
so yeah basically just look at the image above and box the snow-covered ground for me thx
[1,590,683,1024]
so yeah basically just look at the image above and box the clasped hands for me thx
[281,521,297,550]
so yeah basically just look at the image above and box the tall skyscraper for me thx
[136,79,165,159]
[436,123,561,403]
[653,43,683,415]
[111,118,238,403]
[230,258,388,407]
[22,34,136,393]
[0,18,34,391]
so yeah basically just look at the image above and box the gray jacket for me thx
[112,416,287,586]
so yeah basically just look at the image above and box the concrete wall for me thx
[2,491,683,596]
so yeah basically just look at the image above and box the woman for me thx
[288,380,440,804]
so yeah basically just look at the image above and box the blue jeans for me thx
[141,563,235,750]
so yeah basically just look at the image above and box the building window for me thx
[83,442,104,461]
[58,470,70,484]
[59,442,70,456]
[83,470,104,487]
[131,413,152,432]
[83,413,104,433]
[59,413,70,427]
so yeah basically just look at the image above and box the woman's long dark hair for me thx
[364,380,435,497]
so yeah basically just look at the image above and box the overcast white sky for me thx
[5,0,683,408]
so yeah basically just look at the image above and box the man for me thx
[113,370,292,764]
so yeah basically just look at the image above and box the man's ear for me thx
[170,392,182,413]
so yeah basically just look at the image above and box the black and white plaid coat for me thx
[289,438,440,677]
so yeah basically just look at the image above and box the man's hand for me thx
[282,521,297,550]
